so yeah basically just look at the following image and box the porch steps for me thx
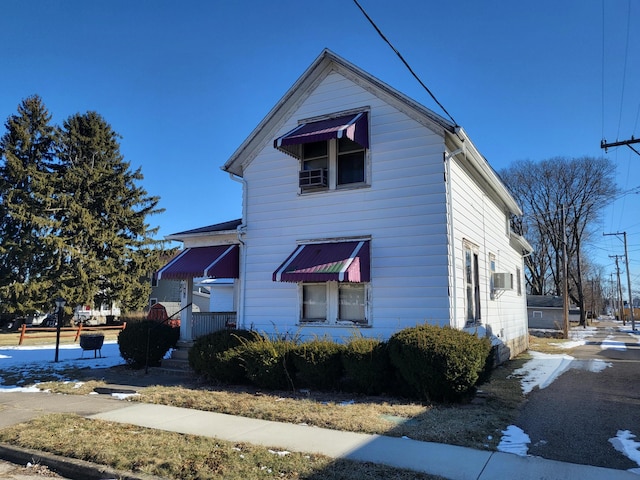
[152,341,195,377]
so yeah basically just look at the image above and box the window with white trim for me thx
[300,138,367,192]
[300,282,368,325]
[464,242,481,324]
[489,253,496,300]
[516,267,522,295]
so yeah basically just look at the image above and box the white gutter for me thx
[229,172,248,330]
[445,148,463,327]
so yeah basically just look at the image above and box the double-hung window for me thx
[464,241,481,325]
[274,111,369,192]
[273,240,371,326]
[301,282,367,325]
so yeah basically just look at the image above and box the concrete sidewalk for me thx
[0,389,638,480]
[90,402,638,480]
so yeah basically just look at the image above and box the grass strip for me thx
[0,414,445,480]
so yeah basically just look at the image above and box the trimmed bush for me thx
[188,329,256,384]
[388,324,492,402]
[341,337,392,395]
[291,338,345,390]
[237,335,295,390]
[118,320,179,369]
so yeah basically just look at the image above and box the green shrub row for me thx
[188,324,493,402]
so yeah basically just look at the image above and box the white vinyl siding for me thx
[241,72,450,339]
[449,151,528,346]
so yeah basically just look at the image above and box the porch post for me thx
[180,278,194,341]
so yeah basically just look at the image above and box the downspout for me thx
[445,148,463,328]
[229,172,247,330]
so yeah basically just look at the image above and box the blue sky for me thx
[2,1,639,287]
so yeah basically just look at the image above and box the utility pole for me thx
[610,255,625,325]
[601,137,640,157]
[604,232,635,330]
[562,204,569,338]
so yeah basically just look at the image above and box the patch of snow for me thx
[609,430,640,472]
[0,341,125,391]
[569,327,597,341]
[111,392,139,400]
[511,351,575,394]
[550,340,585,349]
[268,449,290,456]
[572,359,612,373]
[601,336,626,351]
[498,425,530,456]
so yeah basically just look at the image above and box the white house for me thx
[157,50,532,362]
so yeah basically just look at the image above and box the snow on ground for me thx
[0,341,124,391]
[3,328,639,471]
[497,323,640,474]
[610,431,640,475]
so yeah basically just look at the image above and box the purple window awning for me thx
[157,245,239,280]
[273,240,370,283]
[274,112,368,159]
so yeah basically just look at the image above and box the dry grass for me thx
[34,355,527,452]
[528,334,582,354]
[0,332,550,479]
[0,414,445,480]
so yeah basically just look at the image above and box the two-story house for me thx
[157,49,531,362]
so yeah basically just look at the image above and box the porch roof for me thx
[157,245,239,280]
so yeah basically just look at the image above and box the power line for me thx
[352,0,458,128]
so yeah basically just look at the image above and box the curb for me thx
[0,444,166,480]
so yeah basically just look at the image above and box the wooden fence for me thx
[18,322,127,345]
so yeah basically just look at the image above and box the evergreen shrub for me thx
[188,329,256,383]
[118,320,179,369]
[341,337,392,395]
[387,324,492,402]
[290,338,345,390]
[237,335,295,390]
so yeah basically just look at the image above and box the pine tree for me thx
[54,111,165,312]
[0,96,58,314]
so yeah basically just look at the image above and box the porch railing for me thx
[191,312,236,339]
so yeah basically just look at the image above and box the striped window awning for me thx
[157,245,239,280]
[274,112,368,159]
[273,240,370,283]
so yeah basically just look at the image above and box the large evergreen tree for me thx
[0,98,166,316]
[0,95,58,314]
[54,111,164,312]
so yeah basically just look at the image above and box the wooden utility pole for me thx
[562,204,569,338]
[601,137,640,156]
[604,232,635,330]
[610,255,625,324]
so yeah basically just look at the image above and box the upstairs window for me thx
[274,111,369,192]
[337,137,365,185]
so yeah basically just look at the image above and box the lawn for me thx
[0,333,555,479]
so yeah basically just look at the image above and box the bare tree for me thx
[501,157,618,324]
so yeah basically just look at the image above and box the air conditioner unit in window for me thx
[299,168,328,188]
[493,272,513,290]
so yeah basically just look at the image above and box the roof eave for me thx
[446,127,523,216]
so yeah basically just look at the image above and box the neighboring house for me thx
[157,50,532,362]
[527,295,564,330]
[527,295,581,329]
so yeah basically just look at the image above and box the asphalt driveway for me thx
[514,319,640,470]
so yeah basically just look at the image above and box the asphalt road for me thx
[514,319,640,470]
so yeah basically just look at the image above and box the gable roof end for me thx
[222,49,455,177]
